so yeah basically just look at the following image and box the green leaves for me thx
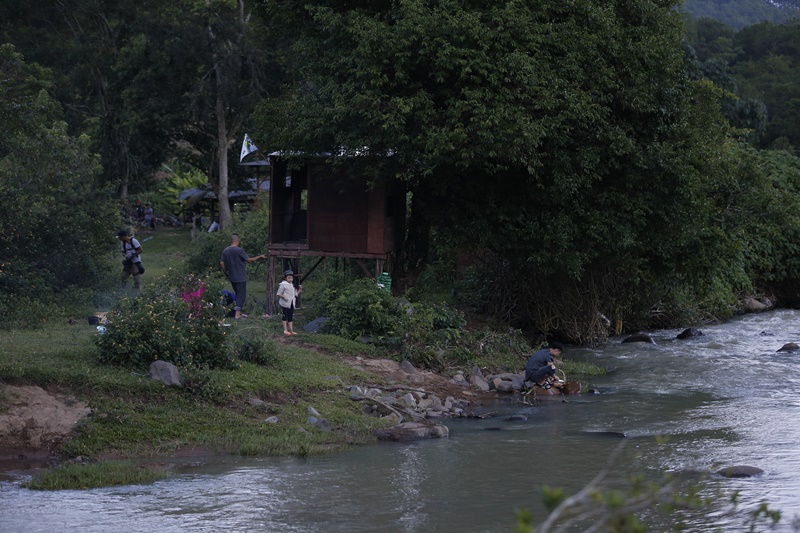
[95,276,233,369]
[0,45,117,320]
[268,1,754,339]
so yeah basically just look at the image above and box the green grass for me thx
[0,321,391,464]
[23,461,168,490]
[133,227,196,279]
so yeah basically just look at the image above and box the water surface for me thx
[3,310,800,531]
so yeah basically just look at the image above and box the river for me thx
[3,309,800,532]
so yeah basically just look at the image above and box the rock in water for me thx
[374,422,449,441]
[716,465,764,478]
[621,334,655,344]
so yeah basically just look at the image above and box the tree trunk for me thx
[215,68,232,229]
[394,183,432,294]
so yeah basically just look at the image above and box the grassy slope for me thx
[0,319,390,452]
[0,228,394,488]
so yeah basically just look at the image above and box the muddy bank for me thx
[0,385,90,461]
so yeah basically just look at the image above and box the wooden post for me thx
[266,255,276,316]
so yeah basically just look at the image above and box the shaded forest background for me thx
[4,0,800,345]
[683,0,800,30]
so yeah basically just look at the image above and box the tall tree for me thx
[187,0,274,228]
[0,0,278,216]
[264,0,734,340]
[0,44,117,307]
[0,0,202,198]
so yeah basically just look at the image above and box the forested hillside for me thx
[684,16,800,152]
[4,1,800,344]
[682,0,800,29]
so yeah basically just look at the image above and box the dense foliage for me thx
[182,195,270,276]
[681,0,800,30]
[685,16,800,152]
[95,275,233,369]
[5,1,800,344]
[261,1,757,341]
[0,44,118,328]
[0,0,280,227]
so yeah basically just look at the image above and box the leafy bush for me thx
[95,275,233,369]
[230,334,279,366]
[182,366,227,403]
[0,295,62,329]
[431,303,467,330]
[182,230,230,276]
[322,278,406,338]
[319,278,470,368]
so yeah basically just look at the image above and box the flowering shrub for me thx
[95,276,233,369]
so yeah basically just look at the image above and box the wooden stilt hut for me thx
[264,153,406,315]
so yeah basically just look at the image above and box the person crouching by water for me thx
[276,270,302,336]
[219,234,266,320]
[525,342,565,389]
[117,229,143,290]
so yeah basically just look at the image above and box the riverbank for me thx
[0,227,600,489]
[0,318,514,488]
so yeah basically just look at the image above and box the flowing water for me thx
[3,310,800,532]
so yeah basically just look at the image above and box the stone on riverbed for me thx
[374,422,449,441]
[777,343,800,353]
[677,328,704,339]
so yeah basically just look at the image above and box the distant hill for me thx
[682,0,800,30]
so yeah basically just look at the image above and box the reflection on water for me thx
[4,310,800,532]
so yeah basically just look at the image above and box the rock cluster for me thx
[348,364,576,425]
[348,384,473,422]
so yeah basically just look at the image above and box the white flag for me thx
[240,133,259,162]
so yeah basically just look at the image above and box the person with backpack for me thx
[116,229,144,290]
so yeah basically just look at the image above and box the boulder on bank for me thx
[469,374,490,391]
[149,361,182,387]
[374,422,449,441]
[400,360,417,374]
[740,297,770,313]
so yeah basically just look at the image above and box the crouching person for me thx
[525,342,565,389]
